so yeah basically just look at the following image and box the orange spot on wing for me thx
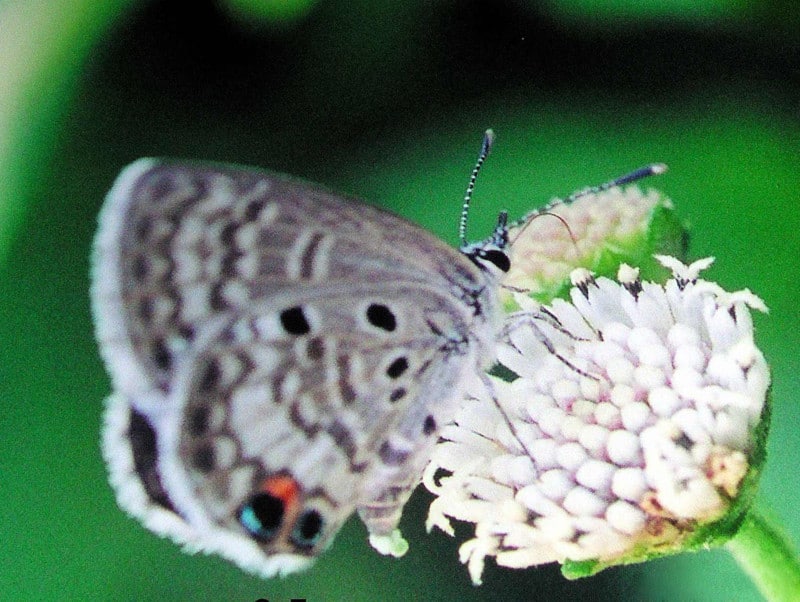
[261,474,301,509]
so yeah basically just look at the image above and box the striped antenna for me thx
[563,163,667,206]
[509,162,668,247]
[459,129,495,247]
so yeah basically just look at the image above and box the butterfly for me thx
[91,131,512,577]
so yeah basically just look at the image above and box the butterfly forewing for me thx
[94,160,486,393]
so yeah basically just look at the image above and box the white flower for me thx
[425,257,769,584]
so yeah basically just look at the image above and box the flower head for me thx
[425,257,770,584]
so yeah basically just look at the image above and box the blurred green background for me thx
[1,0,798,599]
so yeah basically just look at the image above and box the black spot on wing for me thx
[366,304,396,332]
[386,356,408,379]
[280,306,311,335]
[128,407,176,513]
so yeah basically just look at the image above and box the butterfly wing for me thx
[92,159,490,399]
[92,160,500,576]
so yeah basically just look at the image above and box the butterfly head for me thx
[460,210,510,277]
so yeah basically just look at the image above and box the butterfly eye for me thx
[480,249,510,273]
[239,492,285,541]
[290,509,324,548]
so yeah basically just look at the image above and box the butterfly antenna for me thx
[510,162,667,248]
[563,162,667,205]
[459,129,495,247]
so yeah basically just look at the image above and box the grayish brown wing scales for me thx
[94,159,483,402]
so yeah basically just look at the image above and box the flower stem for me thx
[726,506,800,600]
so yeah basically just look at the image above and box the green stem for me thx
[726,507,800,601]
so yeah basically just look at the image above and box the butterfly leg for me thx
[474,370,538,460]
[500,309,600,380]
